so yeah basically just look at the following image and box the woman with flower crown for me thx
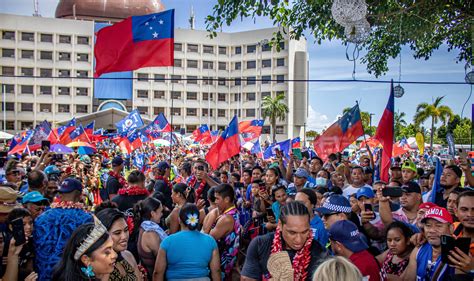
[153,203,221,281]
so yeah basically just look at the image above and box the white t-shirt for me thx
[342,184,372,198]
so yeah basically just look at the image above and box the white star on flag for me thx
[152,15,156,19]
[145,22,149,26]
[149,27,153,30]
[152,32,158,38]
[159,20,164,24]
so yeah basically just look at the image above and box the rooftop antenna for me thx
[33,0,41,17]
[189,5,195,30]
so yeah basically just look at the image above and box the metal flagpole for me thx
[3,84,6,131]
[169,66,175,163]
[208,69,211,128]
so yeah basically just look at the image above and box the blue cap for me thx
[316,194,352,215]
[157,161,170,170]
[22,191,49,204]
[44,165,61,175]
[355,186,375,199]
[112,156,124,167]
[58,178,83,193]
[294,168,309,179]
[328,220,368,253]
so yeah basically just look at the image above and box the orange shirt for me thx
[453,222,474,256]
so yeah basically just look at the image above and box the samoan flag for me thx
[291,137,301,148]
[250,139,263,158]
[84,121,95,136]
[8,130,34,155]
[152,113,172,132]
[210,130,220,143]
[115,109,144,133]
[56,118,76,137]
[28,121,56,151]
[8,133,23,152]
[193,125,212,144]
[69,125,91,143]
[263,139,291,159]
[239,119,264,142]
[205,116,241,169]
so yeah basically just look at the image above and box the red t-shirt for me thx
[349,250,381,281]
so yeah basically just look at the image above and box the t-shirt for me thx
[241,232,327,281]
[154,180,172,210]
[310,215,328,249]
[105,175,121,198]
[160,230,217,280]
[349,250,381,281]
[343,184,372,198]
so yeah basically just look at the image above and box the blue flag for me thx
[263,139,291,159]
[429,158,443,203]
[133,153,145,171]
[115,109,144,133]
[446,133,455,158]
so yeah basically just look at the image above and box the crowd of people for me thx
[0,139,473,281]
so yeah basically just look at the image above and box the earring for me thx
[81,265,95,278]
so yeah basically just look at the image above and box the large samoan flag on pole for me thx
[313,105,364,160]
[206,116,241,169]
[94,9,174,77]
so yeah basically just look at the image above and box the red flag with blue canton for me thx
[206,116,241,169]
[119,129,142,154]
[94,9,174,77]
[8,130,34,155]
[313,105,364,160]
[239,119,264,142]
[84,121,95,136]
[69,125,91,143]
[192,125,212,144]
[374,83,395,182]
[28,121,56,151]
[291,137,301,148]
[152,113,171,133]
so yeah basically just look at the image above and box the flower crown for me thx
[74,217,108,260]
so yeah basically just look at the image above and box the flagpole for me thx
[169,66,175,164]
[2,84,6,132]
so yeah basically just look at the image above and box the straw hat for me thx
[0,186,21,213]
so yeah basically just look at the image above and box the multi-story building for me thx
[0,13,308,140]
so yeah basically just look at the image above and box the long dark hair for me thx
[173,183,195,203]
[132,197,162,238]
[52,223,109,281]
[96,208,126,230]
[179,203,200,231]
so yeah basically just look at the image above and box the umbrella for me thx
[77,146,97,155]
[67,141,95,148]
[50,144,73,154]
[0,131,13,140]
[154,139,170,147]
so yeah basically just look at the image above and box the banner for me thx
[415,132,424,154]
[446,133,455,158]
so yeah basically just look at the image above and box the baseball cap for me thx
[329,220,368,253]
[421,206,453,224]
[356,186,375,199]
[44,165,61,176]
[316,194,352,215]
[112,156,124,167]
[80,155,91,165]
[58,178,83,193]
[22,191,49,205]
[419,202,437,210]
[157,161,171,170]
[294,168,309,179]
[402,160,417,173]
[401,181,421,194]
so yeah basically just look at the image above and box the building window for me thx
[58,104,70,112]
[246,109,256,117]
[40,51,52,60]
[21,103,33,111]
[59,52,70,61]
[76,53,89,62]
[276,126,284,134]
[137,106,148,114]
[40,86,52,95]
[202,77,213,85]
[262,126,270,134]
[246,61,256,69]
[246,92,256,101]
[21,85,33,94]
[137,90,148,98]
[262,59,271,68]
[187,125,197,133]
[262,75,271,84]
[4,84,14,93]
[21,50,34,59]
[235,46,241,55]
[171,91,181,99]
[170,75,181,84]
[219,46,227,55]
[40,104,52,112]
[154,90,165,99]
[276,75,285,83]
[218,62,227,70]
[154,74,165,81]
[233,109,241,117]
[2,49,15,58]
[277,58,285,67]
[76,70,88,78]
[39,68,52,77]
[203,45,214,54]
[76,87,88,96]
[187,60,198,68]
[187,92,197,100]
[247,45,256,53]
[77,36,89,45]
[2,102,14,111]
[21,68,33,76]
[59,35,71,44]
[154,107,165,115]
[218,109,226,117]
[187,44,198,52]
[218,77,226,86]
[187,76,198,84]
[262,43,271,52]
[6,121,15,130]
[234,78,241,86]
[171,108,181,116]
[40,33,53,42]
[234,93,241,102]
[202,108,214,117]
[2,66,14,76]
[203,61,214,70]
[278,42,285,50]
[2,31,15,40]
[247,76,256,85]
[58,87,70,95]
[186,108,197,116]
[174,59,182,67]
[174,43,182,51]
[21,122,33,130]
[235,62,241,70]
[137,73,148,81]
[218,93,226,102]
[76,105,88,113]
[21,32,34,42]
[262,92,271,99]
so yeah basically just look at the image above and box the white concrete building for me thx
[0,13,308,140]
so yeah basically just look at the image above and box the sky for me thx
[1,0,471,132]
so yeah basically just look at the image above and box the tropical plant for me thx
[394,111,407,140]
[413,96,453,149]
[453,121,471,145]
[261,93,289,142]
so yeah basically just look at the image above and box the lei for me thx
[51,200,85,209]
[117,185,150,196]
[189,175,207,203]
[108,170,128,189]
[155,175,172,190]
[270,225,313,281]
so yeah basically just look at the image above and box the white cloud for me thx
[306,106,335,132]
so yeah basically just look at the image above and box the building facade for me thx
[0,13,308,140]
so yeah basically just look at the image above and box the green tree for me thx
[394,111,407,141]
[399,124,417,139]
[342,107,375,136]
[206,1,471,77]
[261,93,289,142]
[306,130,320,138]
[413,96,453,149]
[452,118,472,144]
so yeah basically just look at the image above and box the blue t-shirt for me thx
[161,230,217,279]
[310,215,328,248]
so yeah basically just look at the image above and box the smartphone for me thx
[382,187,403,198]
[41,140,50,150]
[11,217,26,246]
[364,203,373,212]
[292,148,303,160]
[441,235,471,264]
[301,151,310,159]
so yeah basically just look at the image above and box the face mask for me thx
[316,177,327,187]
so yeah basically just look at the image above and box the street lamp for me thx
[466,70,474,84]
[394,84,405,98]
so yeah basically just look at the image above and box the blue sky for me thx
[1,0,470,132]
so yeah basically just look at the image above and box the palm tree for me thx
[261,93,289,142]
[394,111,407,140]
[413,96,453,149]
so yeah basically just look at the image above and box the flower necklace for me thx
[108,170,128,189]
[270,225,313,281]
[118,185,150,196]
[189,176,207,203]
[51,200,85,209]
[155,175,172,190]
